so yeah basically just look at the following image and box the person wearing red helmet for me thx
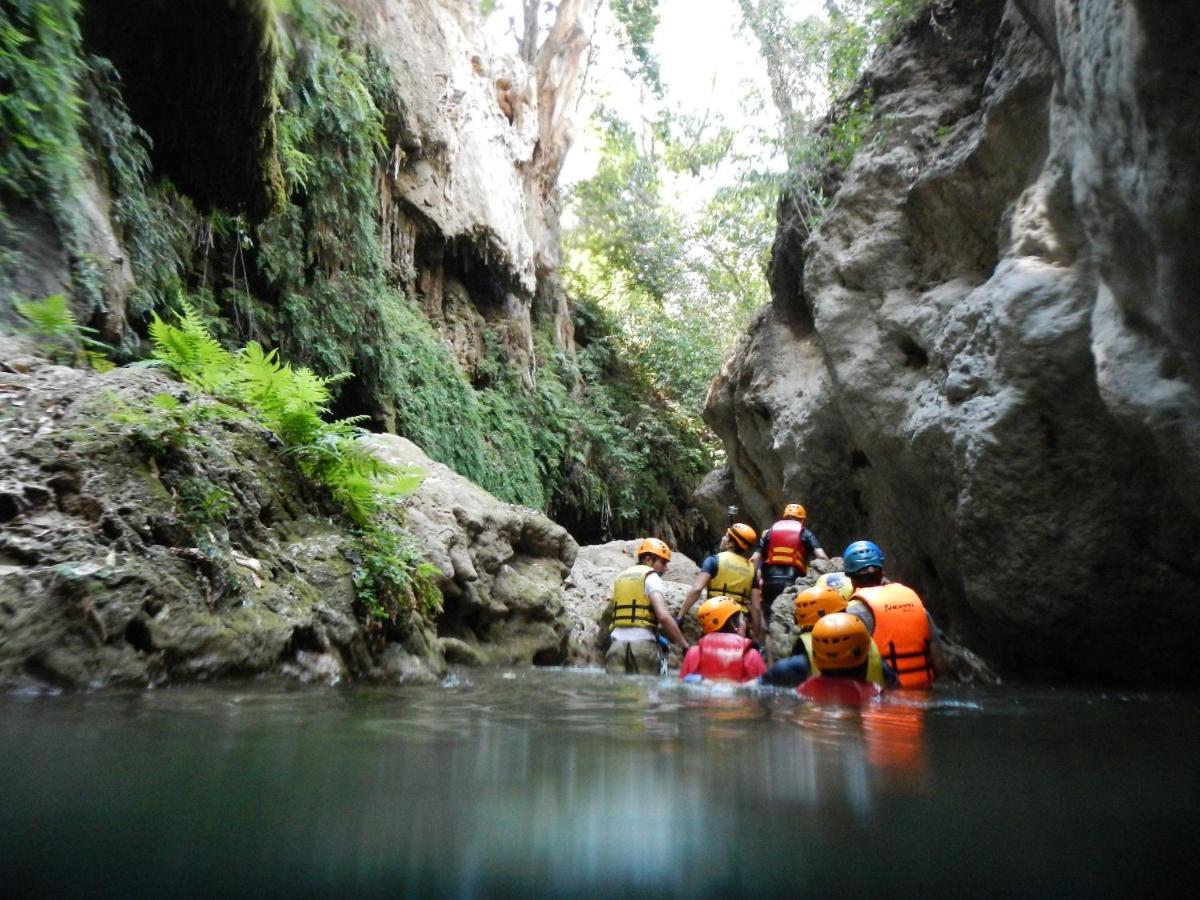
[680,597,766,683]
[678,523,759,634]
[606,538,691,675]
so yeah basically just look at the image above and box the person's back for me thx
[680,598,765,683]
[607,538,690,675]
[849,583,935,688]
[797,613,884,706]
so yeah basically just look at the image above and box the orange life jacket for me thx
[854,584,934,688]
[764,519,807,572]
[689,632,761,683]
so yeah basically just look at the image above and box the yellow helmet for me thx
[811,612,871,671]
[697,597,743,634]
[794,584,848,629]
[782,503,807,521]
[636,537,671,562]
[815,572,856,602]
[725,522,757,551]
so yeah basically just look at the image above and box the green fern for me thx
[13,293,112,369]
[149,297,236,393]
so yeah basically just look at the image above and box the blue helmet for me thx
[842,540,884,574]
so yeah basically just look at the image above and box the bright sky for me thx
[484,0,827,188]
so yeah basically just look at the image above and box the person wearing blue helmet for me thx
[842,539,887,589]
[841,539,947,685]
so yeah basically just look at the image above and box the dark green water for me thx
[2,668,1198,897]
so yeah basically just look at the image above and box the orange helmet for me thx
[636,537,671,562]
[725,522,757,551]
[782,503,807,521]
[697,597,742,634]
[811,612,871,671]
[794,584,848,629]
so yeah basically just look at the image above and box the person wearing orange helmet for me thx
[679,597,766,683]
[606,538,691,675]
[678,523,759,632]
[759,585,893,687]
[748,503,830,649]
[796,613,885,706]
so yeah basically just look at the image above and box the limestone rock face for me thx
[705,0,1200,682]
[362,434,578,666]
[362,0,571,376]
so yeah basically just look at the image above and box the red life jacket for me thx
[855,584,934,689]
[692,633,761,683]
[765,519,807,572]
[797,675,883,706]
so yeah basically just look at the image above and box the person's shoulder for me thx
[702,554,721,573]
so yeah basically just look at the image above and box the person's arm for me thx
[680,645,700,679]
[678,571,712,619]
[651,591,689,648]
[749,529,769,569]
[759,654,811,687]
[805,528,830,562]
[847,599,876,634]
[749,570,767,646]
[744,648,767,681]
[926,609,948,674]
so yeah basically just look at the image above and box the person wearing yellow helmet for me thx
[606,538,691,675]
[796,613,885,706]
[679,597,766,683]
[677,523,758,633]
[748,503,830,650]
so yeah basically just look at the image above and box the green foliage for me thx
[353,523,443,621]
[564,109,769,415]
[147,300,438,624]
[149,298,423,525]
[0,0,84,203]
[738,0,927,229]
[611,0,663,95]
[12,293,112,370]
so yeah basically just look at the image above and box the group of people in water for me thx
[606,503,943,701]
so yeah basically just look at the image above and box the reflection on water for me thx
[2,668,1199,896]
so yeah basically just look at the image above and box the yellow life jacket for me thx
[709,551,755,612]
[611,564,658,630]
[801,629,887,685]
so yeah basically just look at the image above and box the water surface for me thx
[3,668,1198,896]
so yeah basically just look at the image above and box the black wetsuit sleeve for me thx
[760,654,811,687]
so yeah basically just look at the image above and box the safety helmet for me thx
[697,597,743,634]
[725,522,757,551]
[636,537,671,562]
[782,503,807,521]
[794,584,848,629]
[842,540,884,574]
[816,572,856,602]
[811,612,872,671]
